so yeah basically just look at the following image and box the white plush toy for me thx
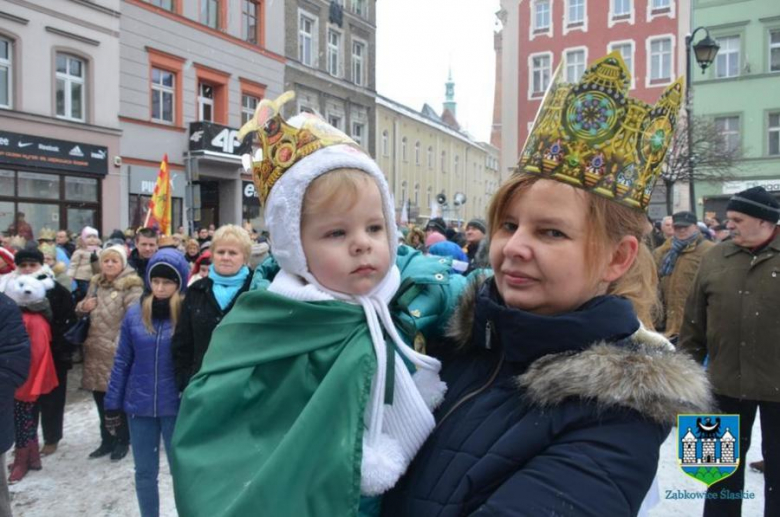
[3,273,49,308]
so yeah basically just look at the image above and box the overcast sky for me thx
[375,1,502,143]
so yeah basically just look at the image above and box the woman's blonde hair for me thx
[185,239,200,254]
[302,169,377,217]
[487,173,660,328]
[211,225,252,261]
[141,292,184,334]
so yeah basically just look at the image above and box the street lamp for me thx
[685,27,720,212]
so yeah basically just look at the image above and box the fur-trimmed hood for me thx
[89,265,144,291]
[446,278,713,425]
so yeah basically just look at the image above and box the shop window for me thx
[0,201,13,236]
[18,172,60,200]
[65,176,99,202]
[0,169,12,193]
[129,194,183,230]
[0,37,12,109]
[55,53,85,122]
[66,207,96,236]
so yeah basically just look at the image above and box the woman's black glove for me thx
[90,251,99,263]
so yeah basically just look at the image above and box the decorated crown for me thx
[37,228,56,241]
[237,91,359,205]
[517,52,683,212]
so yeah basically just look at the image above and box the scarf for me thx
[209,265,250,310]
[268,267,445,497]
[151,297,171,321]
[660,232,700,277]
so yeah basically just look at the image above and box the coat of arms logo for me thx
[678,414,740,486]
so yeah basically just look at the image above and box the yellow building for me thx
[375,95,500,226]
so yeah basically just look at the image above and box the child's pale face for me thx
[86,234,99,246]
[301,180,391,296]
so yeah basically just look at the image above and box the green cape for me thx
[170,288,376,517]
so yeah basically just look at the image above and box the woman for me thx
[104,248,189,517]
[76,245,143,461]
[404,226,425,251]
[184,239,200,266]
[382,54,712,516]
[172,225,253,391]
[40,244,72,291]
[187,250,211,287]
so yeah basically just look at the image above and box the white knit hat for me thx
[100,244,127,269]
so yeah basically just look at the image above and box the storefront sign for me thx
[189,121,251,156]
[243,181,259,205]
[0,130,108,175]
[722,179,780,195]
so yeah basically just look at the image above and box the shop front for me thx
[704,178,780,221]
[128,164,186,232]
[0,130,108,241]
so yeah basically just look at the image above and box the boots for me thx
[41,443,58,456]
[28,440,42,470]
[88,441,114,459]
[8,447,30,484]
[750,460,765,473]
[110,442,129,461]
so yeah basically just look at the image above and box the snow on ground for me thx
[7,366,767,516]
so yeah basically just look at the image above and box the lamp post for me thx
[685,27,720,213]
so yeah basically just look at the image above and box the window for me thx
[771,30,780,73]
[151,68,174,123]
[241,94,259,125]
[565,49,586,83]
[56,54,85,122]
[200,0,219,29]
[352,0,367,17]
[530,54,552,96]
[715,36,740,78]
[533,0,550,31]
[328,114,342,131]
[298,12,315,67]
[328,29,341,77]
[613,0,631,17]
[198,83,214,122]
[415,141,420,165]
[352,40,365,86]
[567,0,585,25]
[242,1,259,44]
[427,186,432,207]
[351,122,364,146]
[609,41,634,87]
[381,130,389,156]
[427,146,433,169]
[401,181,407,204]
[770,113,780,156]
[414,183,419,206]
[649,38,672,83]
[0,37,11,109]
[401,137,408,161]
[441,151,447,172]
[148,0,173,10]
[714,116,740,153]
[651,0,670,9]
[454,155,459,174]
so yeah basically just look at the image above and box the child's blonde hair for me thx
[302,169,377,217]
[487,173,660,328]
[211,224,252,261]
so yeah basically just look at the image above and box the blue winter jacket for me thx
[0,293,31,453]
[105,303,180,417]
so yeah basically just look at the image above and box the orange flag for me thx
[144,154,172,236]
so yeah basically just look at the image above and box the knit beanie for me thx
[466,218,487,234]
[14,248,44,266]
[81,226,99,242]
[100,244,128,269]
[425,217,447,235]
[149,262,181,286]
[726,187,780,224]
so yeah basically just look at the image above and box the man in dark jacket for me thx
[128,227,158,281]
[0,292,31,515]
[15,248,76,456]
[680,186,780,516]
[55,230,75,258]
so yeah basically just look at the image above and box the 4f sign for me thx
[211,128,242,154]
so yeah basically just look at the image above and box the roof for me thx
[376,95,476,146]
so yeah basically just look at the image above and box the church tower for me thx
[443,68,456,118]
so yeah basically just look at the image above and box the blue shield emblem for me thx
[677,414,740,487]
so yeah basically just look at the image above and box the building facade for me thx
[0,0,122,240]
[376,95,500,226]
[692,0,780,217]
[119,0,286,234]
[501,0,691,218]
[284,0,376,157]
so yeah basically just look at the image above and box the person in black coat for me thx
[172,225,253,391]
[382,172,713,516]
[14,249,76,456]
[0,292,31,511]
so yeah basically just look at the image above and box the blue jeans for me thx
[128,415,176,517]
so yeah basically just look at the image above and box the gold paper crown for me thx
[37,228,56,241]
[517,52,683,211]
[237,91,358,205]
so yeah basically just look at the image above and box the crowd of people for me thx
[0,53,778,517]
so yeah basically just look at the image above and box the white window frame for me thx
[401,137,408,162]
[715,35,740,79]
[327,26,342,77]
[0,36,12,109]
[608,39,636,89]
[415,141,421,165]
[528,51,553,99]
[529,0,553,41]
[564,46,588,83]
[352,37,366,86]
[714,115,740,153]
[770,29,780,73]
[298,10,317,68]
[769,112,780,157]
[241,93,260,125]
[646,34,675,87]
[151,67,175,124]
[198,82,214,122]
[563,0,588,35]
[351,121,365,147]
[647,0,675,22]
[55,53,86,122]
[381,130,389,156]
[609,0,634,28]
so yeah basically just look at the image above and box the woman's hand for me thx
[80,297,98,313]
